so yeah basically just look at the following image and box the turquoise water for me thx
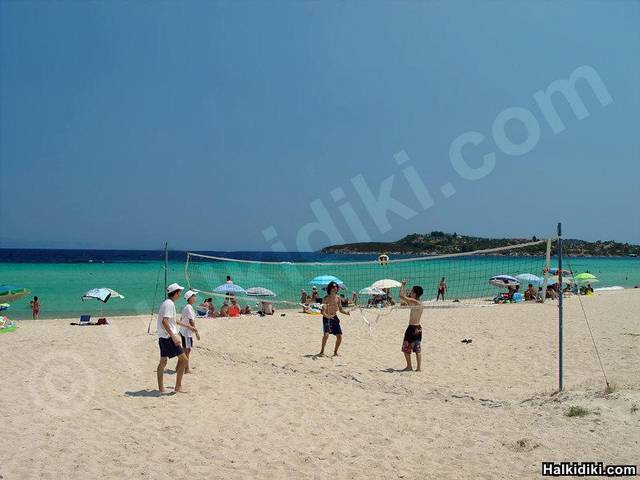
[1,256,638,320]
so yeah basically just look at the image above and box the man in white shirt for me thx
[156,283,189,393]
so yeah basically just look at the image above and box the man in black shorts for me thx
[156,283,189,393]
[399,279,424,372]
[319,281,350,356]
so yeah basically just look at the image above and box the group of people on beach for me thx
[155,278,427,393]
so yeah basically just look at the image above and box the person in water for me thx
[30,296,40,320]
[399,279,424,372]
[319,281,350,356]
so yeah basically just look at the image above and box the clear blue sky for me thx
[1,1,638,251]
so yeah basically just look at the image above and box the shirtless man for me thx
[399,279,424,372]
[319,281,350,356]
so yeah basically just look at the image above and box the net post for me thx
[164,242,169,293]
[541,239,552,303]
[557,222,564,392]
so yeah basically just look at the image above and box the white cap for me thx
[184,290,197,301]
[166,283,184,294]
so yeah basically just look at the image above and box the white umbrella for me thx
[371,279,402,289]
[489,275,519,288]
[358,286,385,295]
[82,288,125,303]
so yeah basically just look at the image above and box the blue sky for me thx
[1,0,638,251]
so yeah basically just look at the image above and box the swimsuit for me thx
[322,315,342,335]
[402,324,422,353]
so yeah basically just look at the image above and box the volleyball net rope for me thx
[185,239,550,317]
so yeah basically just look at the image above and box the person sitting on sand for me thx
[524,284,537,301]
[310,286,319,303]
[200,298,215,317]
[319,281,350,356]
[219,300,229,317]
[586,283,594,294]
[259,301,274,315]
[228,298,241,317]
[177,290,200,374]
[399,279,424,372]
[300,289,308,305]
[156,283,189,393]
[351,291,358,305]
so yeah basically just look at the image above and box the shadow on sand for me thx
[376,368,412,373]
[124,389,170,398]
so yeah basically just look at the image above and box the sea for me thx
[1,249,638,320]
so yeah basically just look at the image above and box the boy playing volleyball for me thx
[399,279,424,372]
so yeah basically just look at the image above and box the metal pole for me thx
[164,242,168,294]
[557,223,563,391]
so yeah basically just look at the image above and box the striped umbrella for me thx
[246,287,276,297]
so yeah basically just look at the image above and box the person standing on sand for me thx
[29,296,40,319]
[177,290,200,374]
[399,279,424,372]
[436,277,447,301]
[319,281,350,356]
[157,283,189,393]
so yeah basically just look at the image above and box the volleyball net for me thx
[185,239,551,309]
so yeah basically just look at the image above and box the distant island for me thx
[321,232,640,257]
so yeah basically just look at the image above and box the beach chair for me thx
[79,315,91,326]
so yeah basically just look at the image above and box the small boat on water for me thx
[0,285,30,303]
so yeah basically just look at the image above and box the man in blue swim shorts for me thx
[319,281,350,356]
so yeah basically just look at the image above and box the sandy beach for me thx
[1,289,638,479]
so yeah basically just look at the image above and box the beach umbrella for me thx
[0,284,30,303]
[574,273,597,281]
[574,272,599,284]
[550,275,574,285]
[82,288,125,303]
[489,275,519,288]
[516,273,542,285]
[246,287,276,297]
[309,275,344,286]
[548,268,572,276]
[371,279,402,289]
[214,283,246,294]
[358,286,385,295]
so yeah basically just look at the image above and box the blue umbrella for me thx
[516,273,542,285]
[309,275,344,286]
[214,283,246,294]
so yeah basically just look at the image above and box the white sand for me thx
[1,290,639,479]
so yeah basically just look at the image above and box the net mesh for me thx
[185,240,549,309]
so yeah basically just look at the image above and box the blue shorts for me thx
[180,334,193,349]
[322,316,342,335]
[159,337,184,358]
